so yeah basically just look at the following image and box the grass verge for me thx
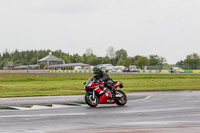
[0,73,200,97]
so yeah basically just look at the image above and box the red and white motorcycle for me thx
[84,78,127,107]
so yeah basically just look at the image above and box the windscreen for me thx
[86,78,93,86]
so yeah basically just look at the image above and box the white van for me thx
[172,67,182,70]
[114,66,125,71]
[74,66,82,70]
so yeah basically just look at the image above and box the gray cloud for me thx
[0,0,200,64]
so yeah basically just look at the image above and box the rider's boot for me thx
[111,87,117,97]
[109,87,117,103]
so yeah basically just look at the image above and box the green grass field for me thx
[0,73,200,97]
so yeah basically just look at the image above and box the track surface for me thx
[0,91,200,133]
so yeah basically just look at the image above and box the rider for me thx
[92,66,116,97]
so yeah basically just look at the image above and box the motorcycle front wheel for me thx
[115,90,127,106]
[85,91,99,107]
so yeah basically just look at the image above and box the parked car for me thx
[172,67,182,70]
[74,66,82,70]
[114,66,125,71]
[171,67,183,73]
[105,67,114,71]
[83,66,92,70]
[123,65,140,73]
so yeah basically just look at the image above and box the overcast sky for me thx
[0,0,200,64]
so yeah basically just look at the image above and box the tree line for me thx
[0,47,199,69]
[0,48,166,69]
[176,53,200,69]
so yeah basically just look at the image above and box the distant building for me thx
[14,65,39,70]
[38,55,65,69]
[97,64,114,70]
[47,63,90,70]
[3,62,16,70]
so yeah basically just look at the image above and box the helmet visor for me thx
[93,70,97,74]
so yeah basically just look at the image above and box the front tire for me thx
[115,90,127,106]
[85,91,99,107]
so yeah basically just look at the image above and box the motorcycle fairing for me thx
[113,81,122,88]
[99,91,116,104]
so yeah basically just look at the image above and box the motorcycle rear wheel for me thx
[115,90,127,106]
[85,92,99,107]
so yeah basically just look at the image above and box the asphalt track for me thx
[0,91,200,133]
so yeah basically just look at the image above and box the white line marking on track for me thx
[8,106,32,110]
[128,95,152,102]
[123,120,200,126]
[124,107,199,114]
[0,113,86,118]
[8,104,83,110]
[52,104,78,108]
[31,105,51,109]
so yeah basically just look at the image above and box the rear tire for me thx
[85,91,99,107]
[115,90,127,106]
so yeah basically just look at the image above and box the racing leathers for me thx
[93,70,116,97]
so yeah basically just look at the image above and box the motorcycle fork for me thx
[92,89,95,100]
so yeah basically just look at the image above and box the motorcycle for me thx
[84,78,127,107]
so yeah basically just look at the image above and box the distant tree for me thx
[2,49,10,60]
[123,57,133,67]
[149,55,166,65]
[133,55,141,61]
[115,49,128,61]
[62,55,71,64]
[176,60,184,66]
[0,59,8,69]
[29,57,37,65]
[134,56,149,69]
[85,48,94,56]
[100,56,110,64]
[116,58,124,66]
[87,56,101,65]
[184,53,200,69]
[159,57,167,65]
[70,54,84,63]
[52,49,63,58]
[106,46,115,59]
[82,54,88,64]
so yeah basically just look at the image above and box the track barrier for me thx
[49,70,200,74]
